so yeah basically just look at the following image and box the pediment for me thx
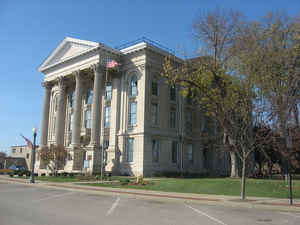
[38,37,99,72]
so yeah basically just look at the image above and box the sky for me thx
[0,0,299,154]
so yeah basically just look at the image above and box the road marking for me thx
[106,197,120,216]
[185,204,228,225]
[33,191,74,202]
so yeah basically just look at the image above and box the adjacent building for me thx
[36,37,230,176]
[10,145,32,170]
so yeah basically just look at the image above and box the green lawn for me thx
[82,178,300,198]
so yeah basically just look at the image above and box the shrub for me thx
[119,178,130,185]
[9,173,14,177]
[41,173,46,176]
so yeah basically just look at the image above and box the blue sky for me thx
[0,0,299,153]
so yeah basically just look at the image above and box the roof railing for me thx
[115,37,175,55]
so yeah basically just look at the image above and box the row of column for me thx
[40,63,104,149]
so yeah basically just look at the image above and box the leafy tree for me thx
[39,144,68,176]
[233,12,300,174]
[163,9,260,200]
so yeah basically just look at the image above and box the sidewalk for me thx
[1,175,299,212]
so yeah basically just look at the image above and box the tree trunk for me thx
[230,151,239,178]
[241,158,246,200]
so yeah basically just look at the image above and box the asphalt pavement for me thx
[1,179,300,225]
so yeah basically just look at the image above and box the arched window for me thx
[130,76,138,97]
[86,89,93,105]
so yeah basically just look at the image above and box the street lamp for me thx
[30,128,37,184]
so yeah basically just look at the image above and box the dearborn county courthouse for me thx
[36,37,230,176]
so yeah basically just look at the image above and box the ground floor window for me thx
[127,138,134,162]
[171,141,178,163]
[152,139,159,162]
[188,144,193,163]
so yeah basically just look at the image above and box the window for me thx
[171,141,178,163]
[20,148,22,153]
[170,86,176,101]
[129,101,137,126]
[151,103,158,125]
[185,110,193,131]
[104,140,109,163]
[70,92,75,108]
[12,149,16,153]
[86,89,93,105]
[130,76,138,97]
[152,140,159,162]
[127,138,134,162]
[188,144,193,163]
[151,81,158,96]
[170,108,176,128]
[26,153,29,159]
[104,105,111,128]
[69,112,73,132]
[105,83,112,100]
[85,109,91,129]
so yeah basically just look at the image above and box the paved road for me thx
[0,182,300,225]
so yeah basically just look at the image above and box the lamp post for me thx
[30,128,37,184]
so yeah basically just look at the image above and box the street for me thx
[0,181,299,225]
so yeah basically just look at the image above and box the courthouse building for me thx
[36,37,230,176]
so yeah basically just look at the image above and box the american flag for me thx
[20,134,33,149]
[107,60,121,69]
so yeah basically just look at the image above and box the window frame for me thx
[104,105,111,128]
[152,139,159,163]
[151,102,159,125]
[187,144,193,163]
[129,101,137,126]
[127,138,134,162]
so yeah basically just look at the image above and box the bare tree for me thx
[39,144,68,176]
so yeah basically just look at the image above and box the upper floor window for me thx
[86,89,93,105]
[129,101,137,126]
[20,148,22,153]
[170,108,176,129]
[151,103,159,125]
[188,144,193,163]
[152,140,159,162]
[130,76,138,97]
[152,81,158,96]
[104,105,111,128]
[26,153,29,159]
[170,86,176,101]
[12,149,16,153]
[85,109,91,129]
[105,83,112,100]
[127,138,134,162]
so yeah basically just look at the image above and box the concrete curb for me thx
[1,176,299,212]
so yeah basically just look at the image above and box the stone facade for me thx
[36,37,230,176]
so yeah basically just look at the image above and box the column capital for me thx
[91,63,105,74]
[56,76,66,90]
[41,81,52,89]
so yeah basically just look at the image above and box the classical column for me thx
[55,77,67,145]
[109,76,121,149]
[40,82,52,147]
[71,71,83,147]
[89,63,103,147]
